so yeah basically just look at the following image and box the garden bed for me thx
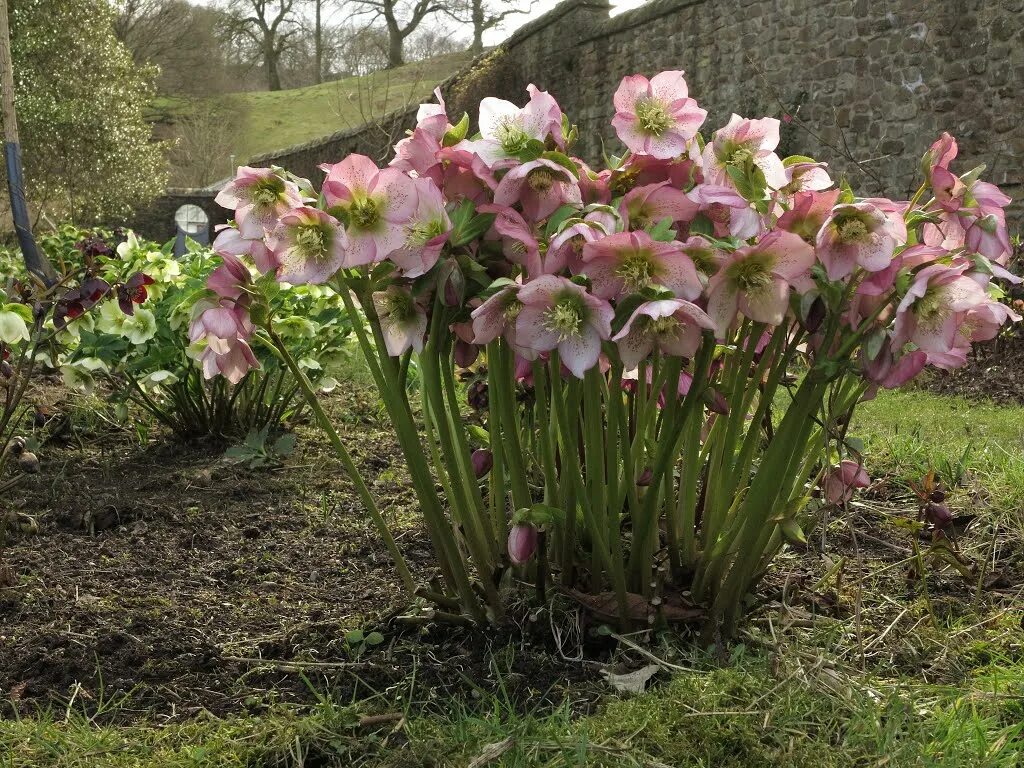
[3,380,1022,752]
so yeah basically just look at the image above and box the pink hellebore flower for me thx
[688,184,762,240]
[612,299,715,369]
[388,177,452,277]
[321,154,417,266]
[815,202,900,281]
[189,300,260,385]
[468,84,563,169]
[391,89,450,183]
[508,523,538,565]
[777,190,841,244]
[822,460,870,505]
[207,252,251,300]
[267,206,347,285]
[213,225,278,275]
[611,71,707,160]
[471,285,527,350]
[777,161,833,195]
[547,211,617,275]
[862,337,928,395]
[372,286,428,356]
[705,230,816,336]
[493,158,581,221]
[515,275,613,378]
[891,263,989,369]
[580,231,702,301]
[477,204,542,276]
[619,181,699,230]
[677,235,727,285]
[215,166,302,239]
[702,114,787,190]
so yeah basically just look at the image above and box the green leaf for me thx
[647,217,675,243]
[544,205,579,237]
[516,139,546,162]
[540,150,577,175]
[780,518,807,545]
[689,214,715,237]
[273,433,297,457]
[345,629,365,645]
[442,112,469,147]
[782,154,817,167]
[450,212,496,247]
[365,631,385,646]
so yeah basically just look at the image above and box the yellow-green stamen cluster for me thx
[349,197,382,230]
[635,97,673,137]
[544,295,585,340]
[406,218,446,247]
[527,168,557,193]
[727,252,775,293]
[648,315,680,338]
[615,250,659,292]
[914,286,949,329]
[251,180,282,206]
[295,225,327,260]
[835,216,870,243]
[497,119,531,155]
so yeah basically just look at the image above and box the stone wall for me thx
[133,0,1024,237]
[481,0,1023,217]
[122,188,229,243]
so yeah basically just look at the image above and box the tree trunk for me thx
[314,0,322,84]
[387,32,404,68]
[471,1,484,55]
[265,38,282,90]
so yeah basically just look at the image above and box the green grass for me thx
[852,388,1024,528]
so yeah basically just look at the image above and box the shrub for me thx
[202,74,1019,635]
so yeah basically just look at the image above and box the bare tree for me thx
[115,1,232,96]
[405,24,466,61]
[343,0,446,69]
[222,0,301,91]
[444,0,534,55]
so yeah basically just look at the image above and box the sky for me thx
[483,0,647,44]
[194,0,649,46]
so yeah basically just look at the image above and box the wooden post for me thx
[0,0,55,284]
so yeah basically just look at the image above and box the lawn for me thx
[1,378,1021,767]
[149,51,474,182]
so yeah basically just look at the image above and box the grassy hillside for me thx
[150,52,474,186]
[232,52,474,160]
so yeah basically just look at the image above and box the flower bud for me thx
[508,523,538,565]
[929,489,946,503]
[7,436,25,455]
[454,339,479,368]
[925,502,952,528]
[0,361,12,378]
[636,468,653,486]
[471,448,493,478]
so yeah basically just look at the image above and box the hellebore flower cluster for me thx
[208,73,1019,634]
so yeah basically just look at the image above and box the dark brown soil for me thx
[0,384,598,723]
[926,327,1024,405]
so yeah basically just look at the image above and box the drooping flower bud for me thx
[471,449,493,478]
[822,460,870,504]
[636,468,653,486]
[925,502,952,529]
[454,339,479,368]
[508,523,538,565]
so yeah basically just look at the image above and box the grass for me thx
[852,387,1024,529]
[151,51,474,180]
[3,386,1023,766]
